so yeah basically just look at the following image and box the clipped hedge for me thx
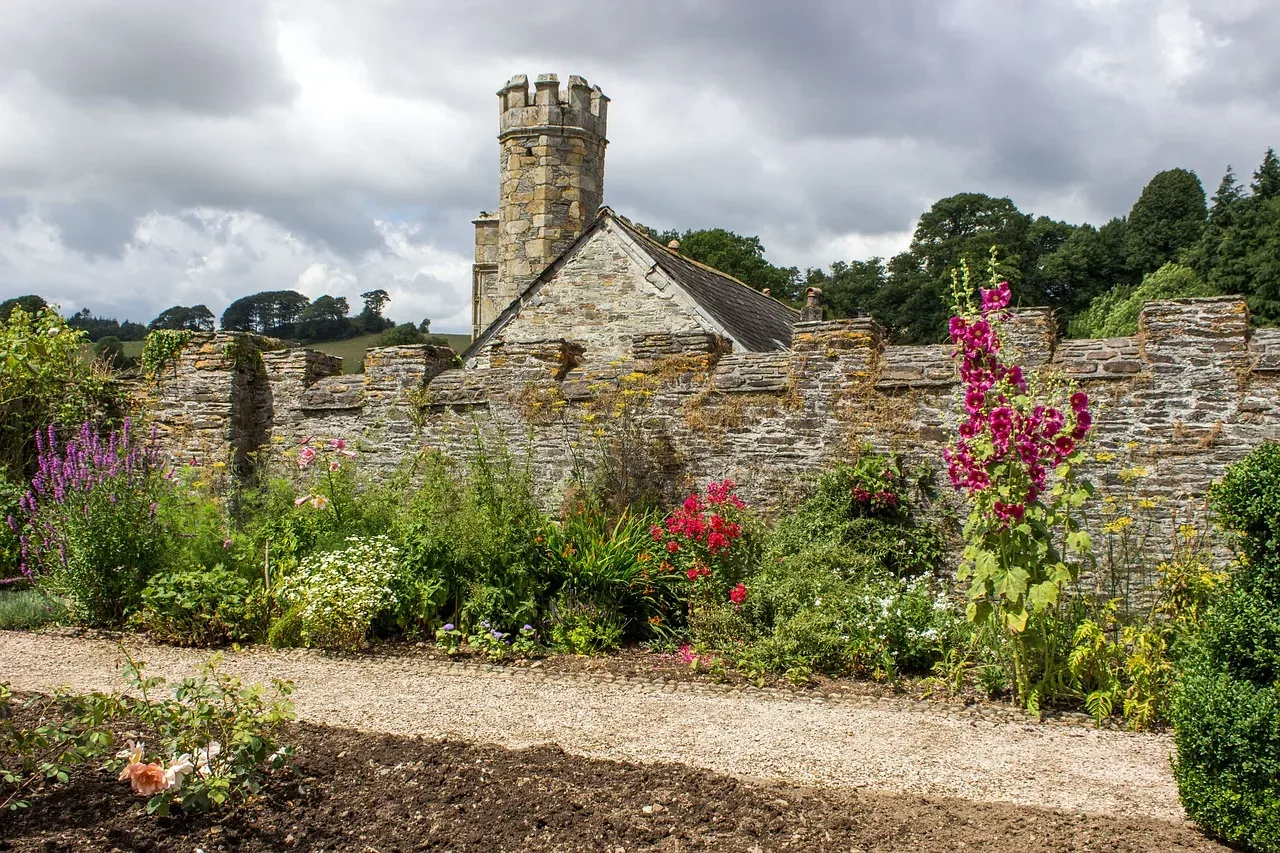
[1171,442,1280,851]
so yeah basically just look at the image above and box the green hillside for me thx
[307,333,471,373]
[122,333,471,374]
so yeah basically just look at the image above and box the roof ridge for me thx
[609,215,799,315]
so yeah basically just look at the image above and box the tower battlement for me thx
[498,73,608,139]
[470,72,610,338]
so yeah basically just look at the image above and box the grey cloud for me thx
[0,0,296,114]
[2,0,1280,324]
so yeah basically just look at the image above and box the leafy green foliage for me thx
[140,329,194,377]
[2,654,293,816]
[0,295,48,324]
[375,322,449,347]
[540,507,679,641]
[0,683,118,810]
[765,457,943,579]
[646,226,801,301]
[148,304,215,332]
[1123,168,1207,275]
[394,445,546,634]
[115,653,294,816]
[1068,263,1217,338]
[136,564,258,646]
[0,307,121,479]
[734,549,961,681]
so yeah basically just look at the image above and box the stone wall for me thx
[142,298,1280,520]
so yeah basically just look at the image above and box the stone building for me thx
[468,73,797,361]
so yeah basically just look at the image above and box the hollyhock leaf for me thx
[1004,608,1029,633]
[995,566,1030,600]
[1066,530,1092,553]
[1028,581,1059,611]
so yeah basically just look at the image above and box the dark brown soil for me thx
[0,721,1227,853]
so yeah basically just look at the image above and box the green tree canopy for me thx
[0,295,48,324]
[648,227,801,301]
[1123,168,1207,275]
[149,304,215,332]
[220,290,310,334]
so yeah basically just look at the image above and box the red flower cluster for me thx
[729,582,747,605]
[651,480,746,567]
[943,282,1093,523]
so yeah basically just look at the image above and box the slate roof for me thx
[609,215,798,352]
[462,208,799,360]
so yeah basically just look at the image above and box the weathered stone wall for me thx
[485,73,607,329]
[141,298,1280,521]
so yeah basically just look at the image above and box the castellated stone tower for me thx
[471,73,608,338]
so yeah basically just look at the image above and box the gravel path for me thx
[0,631,1182,823]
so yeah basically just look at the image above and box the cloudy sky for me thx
[1,0,1277,333]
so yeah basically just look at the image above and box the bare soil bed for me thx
[0,721,1228,853]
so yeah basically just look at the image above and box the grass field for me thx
[308,333,471,373]
[120,333,472,374]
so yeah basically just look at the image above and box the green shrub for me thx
[733,551,961,679]
[0,587,65,630]
[1170,442,1280,851]
[1068,263,1216,339]
[541,506,682,640]
[273,535,401,651]
[394,445,547,633]
[766,460,945,578]
[136,565,257,646]
[1,477,23,579]
[549,596,625,654]
[1172,592,1280,851]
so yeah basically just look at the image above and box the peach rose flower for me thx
[125,762,171,796]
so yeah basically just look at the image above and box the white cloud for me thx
[0,209,473,330]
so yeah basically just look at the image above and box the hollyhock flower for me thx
[964,390,986,413]
[1054,435,1076,456]
[729,583,747,605]
[1070,391,1089,412]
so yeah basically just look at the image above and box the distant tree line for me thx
[652,148,1280,343]
[0,288,448,348]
